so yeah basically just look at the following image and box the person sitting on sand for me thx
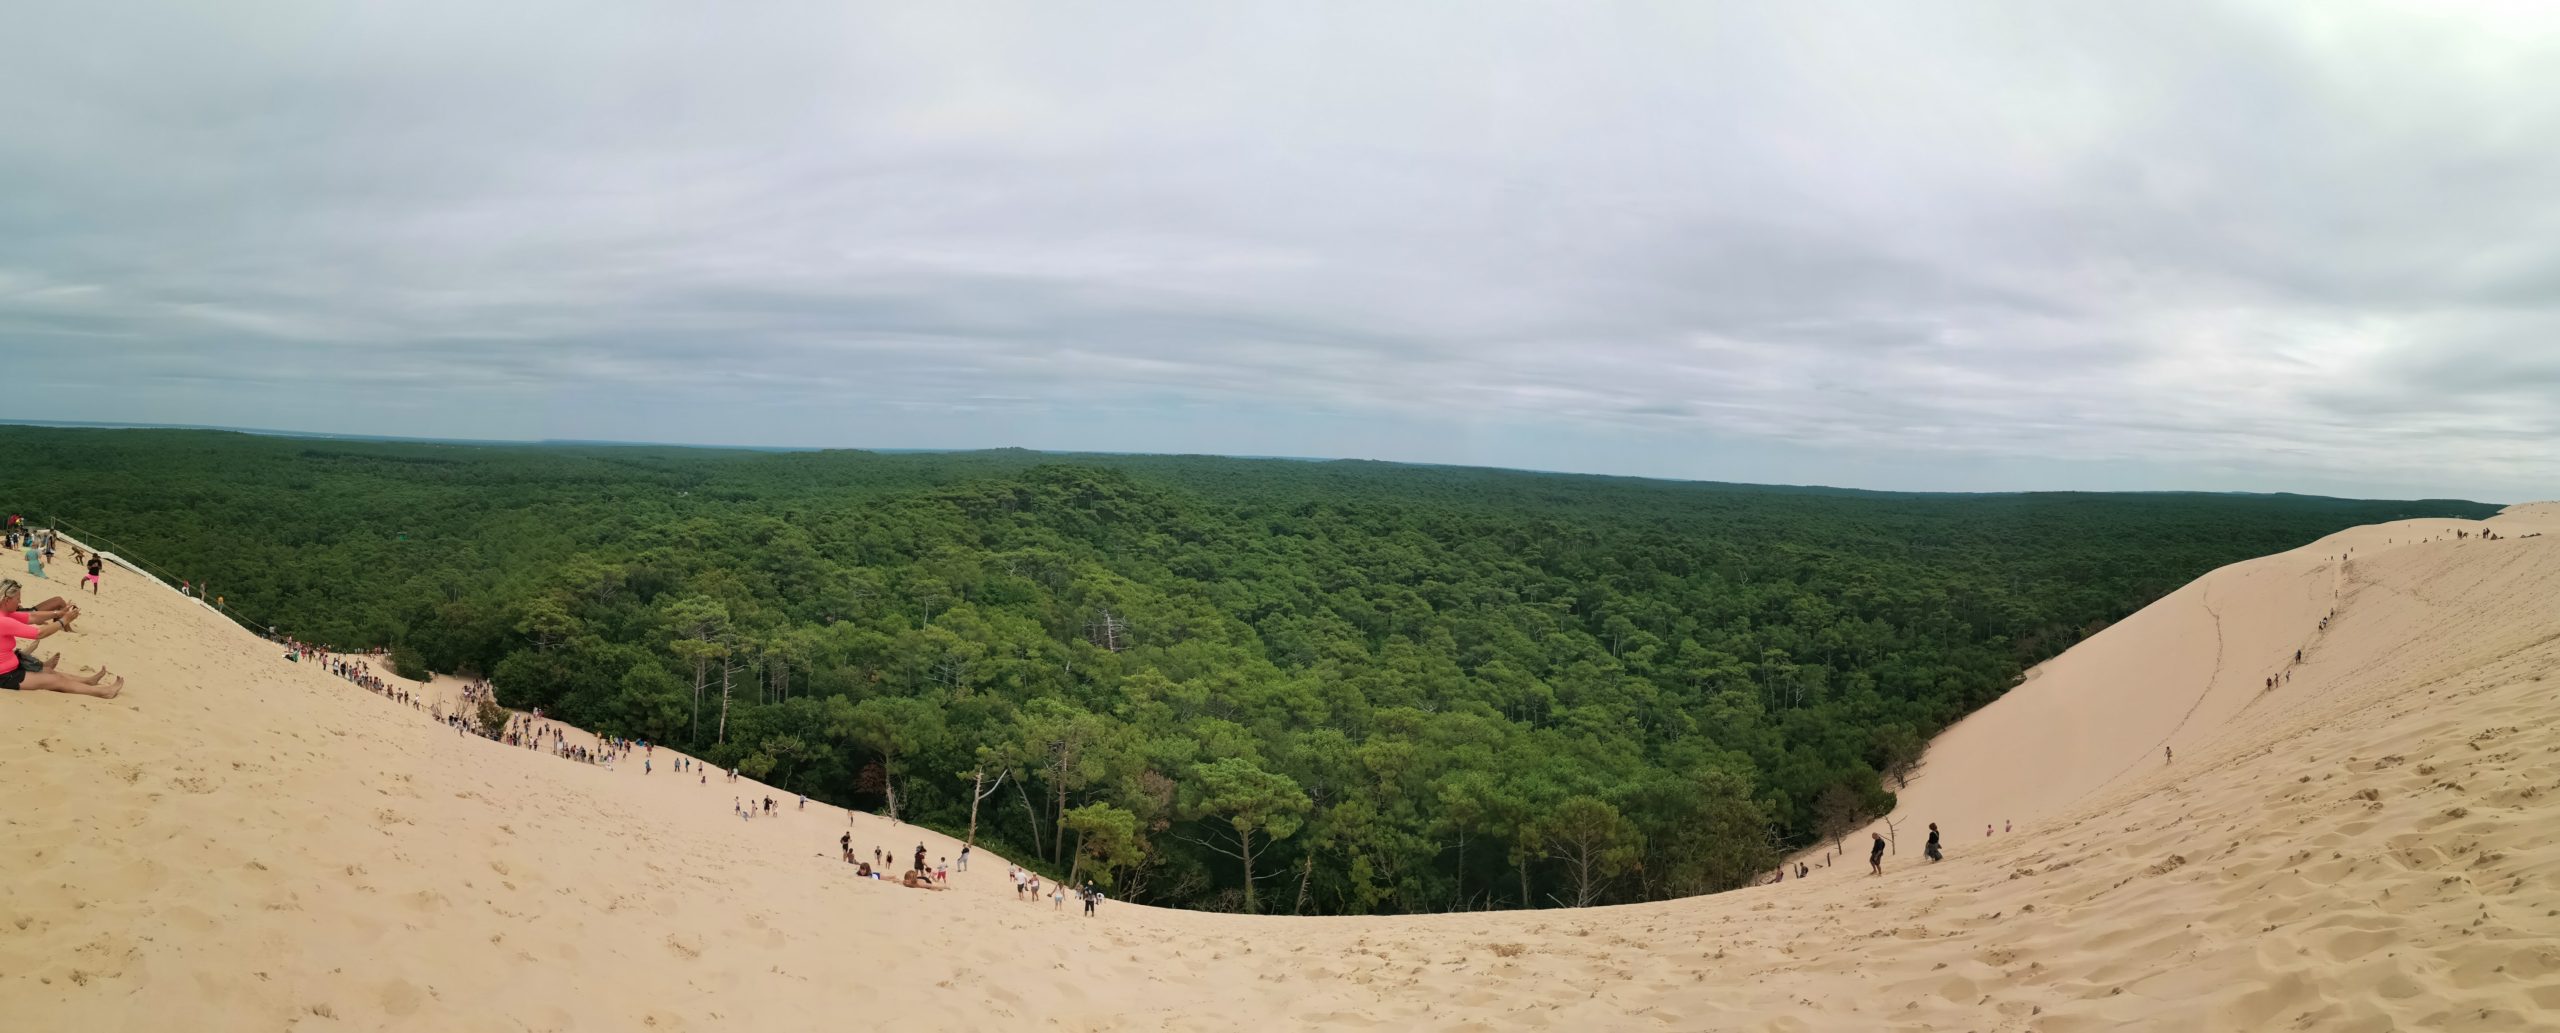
[899,869,945,891]
[1868,832,1886,876]
[0,610,120,698]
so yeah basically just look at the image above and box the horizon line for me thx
[0,418,2508,506]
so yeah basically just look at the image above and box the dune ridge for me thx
[5,506,2559,1031]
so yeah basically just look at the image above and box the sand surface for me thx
[6,507,2560,1031]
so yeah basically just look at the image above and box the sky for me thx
[4,2,2558,501]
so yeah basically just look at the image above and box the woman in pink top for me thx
[0,612,122,698]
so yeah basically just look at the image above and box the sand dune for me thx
[6,507,2560,1031]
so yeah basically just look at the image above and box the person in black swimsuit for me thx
[1924,823,1942,862]
[1868,832,1887,876]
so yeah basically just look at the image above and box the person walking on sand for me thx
[1924,823,1943,862]
[2164,745,2173,764]
[958,845,970,872]
[1869,832,1887,876]
[81,555,103,594]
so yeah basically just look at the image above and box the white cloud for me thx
[3,1,2557,500]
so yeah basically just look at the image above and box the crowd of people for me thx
[265,635,434,712]
[10,525,60,578]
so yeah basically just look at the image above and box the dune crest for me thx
[5,506,2559,1031]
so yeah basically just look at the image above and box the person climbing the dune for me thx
[1868,832,1887,876]
[1924,823,1943,862]
[2164,745,2173,764]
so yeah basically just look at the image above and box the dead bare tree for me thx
[1083,608,1131,652]
[715,652,750,744]
[963,763,1009,848]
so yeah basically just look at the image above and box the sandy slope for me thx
[6,507,2560,1032]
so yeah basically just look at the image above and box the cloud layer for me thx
[5,2,2558,499]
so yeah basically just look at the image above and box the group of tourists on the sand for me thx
[7,524,98,599]
[832,837,953,890]
[0,567,125,699]
[291,645,418,707]
[1004,863,1106,914]
[486,710,634,767]
[9,527,59,578]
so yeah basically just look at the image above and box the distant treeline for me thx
[14,427,2497,913]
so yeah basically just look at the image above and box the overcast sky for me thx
[4,3,2557,500]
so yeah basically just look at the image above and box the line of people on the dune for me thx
[276,638,427,708]
[464,708,648,768]
[2261,597,2343,694]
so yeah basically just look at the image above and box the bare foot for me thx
[95,677,124,700]
[79,666,111,686]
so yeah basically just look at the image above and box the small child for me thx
[1051,886,1064,910]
